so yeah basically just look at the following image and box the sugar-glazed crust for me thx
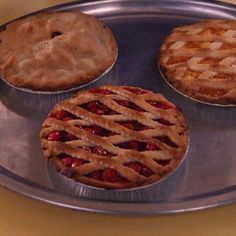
[159,19,236,105]
[0,11,117,91]
[40,85,189,189]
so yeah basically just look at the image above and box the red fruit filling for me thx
[61,157,74,167]
[146,142,160,151]
[117,141,144,151]
[60,155,89,168]
[91,146,114,157]
[102,168,124,182]
[156,136,179,148]
[59,153,158,182]
[117,141,160,152]
[155,159,171,166]
[50,110,77,121]
[114,100,145,112]
[142,165,154,177]
[148,100,173,110]
[82,125,117,137]
[155,118,173,126]
[118,120,149,131]
[125,87,147,94]
[80,101,119,115]
[71,158,88,167]
[81,146,114,157]
[47,131,62,141]
[90,88,114,94]
[47,131,76,142]
[125,162,154,177]
[125,162,142,173]
[87,170,103,180]
[87,168,128,183]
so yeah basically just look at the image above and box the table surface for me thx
[1,0,236,235]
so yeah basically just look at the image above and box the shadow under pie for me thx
[0,79,73,116]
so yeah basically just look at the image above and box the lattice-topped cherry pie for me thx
[40,85,189,189]
[159,19,236,105]
[0,11,117,91]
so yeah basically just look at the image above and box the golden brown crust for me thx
[40,85,189,189]
[0,11,117,91]
[159,19,236,105]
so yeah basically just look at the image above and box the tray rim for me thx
[2,165,236,215]
[1,0,236,215]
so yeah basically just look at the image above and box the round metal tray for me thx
[0,0,236,215]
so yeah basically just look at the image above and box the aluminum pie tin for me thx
[1,0,236,215]
[158,64,236,107]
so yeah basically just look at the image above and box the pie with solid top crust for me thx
[40,85,189,189]
[0,11,117,91]
[159,19,236,105]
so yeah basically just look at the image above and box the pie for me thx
[159,19,236,105]
[0,11,117,91]
[40,85,189,189]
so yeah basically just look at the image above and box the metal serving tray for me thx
[0,0,236,215]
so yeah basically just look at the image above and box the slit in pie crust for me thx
[0,11,117,91]
[40,85,189,189]
[159,19,236,105]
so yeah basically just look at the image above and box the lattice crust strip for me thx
[40,85,189,189]
[159,19,236,105]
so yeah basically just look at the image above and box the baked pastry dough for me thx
[0,11,117,91]
[40,85,189,189]
[159,19,236,105]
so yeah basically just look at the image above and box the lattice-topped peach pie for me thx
[40,85,189,189]
[0,11,117,91]
[159,19,236,105]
